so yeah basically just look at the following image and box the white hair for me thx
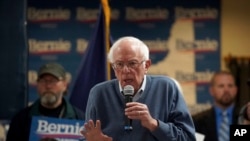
[107,36,149,63]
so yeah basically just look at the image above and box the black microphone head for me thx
[123,85,134,96]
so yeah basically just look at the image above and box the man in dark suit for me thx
[192,71,239,141]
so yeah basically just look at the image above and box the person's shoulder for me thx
[72,106,85,119]
[192,107,213,121]
[97,79,117,85]
[147,75,177,85]
[147,75,172,81]
[63,99,85,120]
[92,79,118,90]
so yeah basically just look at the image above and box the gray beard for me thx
[41,93,57,106]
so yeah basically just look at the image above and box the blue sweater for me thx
[85,75,196,141]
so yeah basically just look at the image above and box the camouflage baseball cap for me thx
[38,62,66,80]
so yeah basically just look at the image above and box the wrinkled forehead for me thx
[114,47,142,62]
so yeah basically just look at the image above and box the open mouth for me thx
[124,79,133,83]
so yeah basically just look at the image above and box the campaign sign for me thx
[29,116,85,141]
[230,124,250,141]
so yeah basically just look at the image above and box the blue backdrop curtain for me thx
[0,0,28,120]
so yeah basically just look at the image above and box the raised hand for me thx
[80,120,113,141]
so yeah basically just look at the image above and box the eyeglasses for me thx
[37,79,60,85]
[112,60,145,70]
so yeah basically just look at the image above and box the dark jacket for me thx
[6,98,84,141]
[192,107,239,141]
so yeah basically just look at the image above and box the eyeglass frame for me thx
[112,60,146,70]
[37,78,63,85]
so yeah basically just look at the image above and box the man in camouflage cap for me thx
[6,62,84,141]
[38,62,66,81]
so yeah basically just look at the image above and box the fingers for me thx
[126,102,147,111]
[83,120,94,132]
[126,110,142,117]
[124,102,157,131]
[135,111,143,116]
[83,120,102,130]
[125,102,148,118]
[81,120,112,141]
[96,120,101,129]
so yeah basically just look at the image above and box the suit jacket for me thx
[192,106,239,141]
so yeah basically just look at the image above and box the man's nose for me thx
[122,65,130,72]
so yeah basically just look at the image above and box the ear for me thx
[62,80,68,91]
[145,59,151,68]
[144,59,151,73]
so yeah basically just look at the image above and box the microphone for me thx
[123,85,134,131]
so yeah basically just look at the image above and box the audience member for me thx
[238,102,250,124]
[6,62,85,141]
[238,79,250,125]
[193,71,239,141]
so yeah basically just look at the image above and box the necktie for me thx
[219,111,229,141]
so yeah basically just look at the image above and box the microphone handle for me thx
[124,95,133,131]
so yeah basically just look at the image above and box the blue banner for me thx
[27,0,221,107]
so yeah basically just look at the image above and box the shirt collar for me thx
[215,104,234,117]
[119,75,146,94]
